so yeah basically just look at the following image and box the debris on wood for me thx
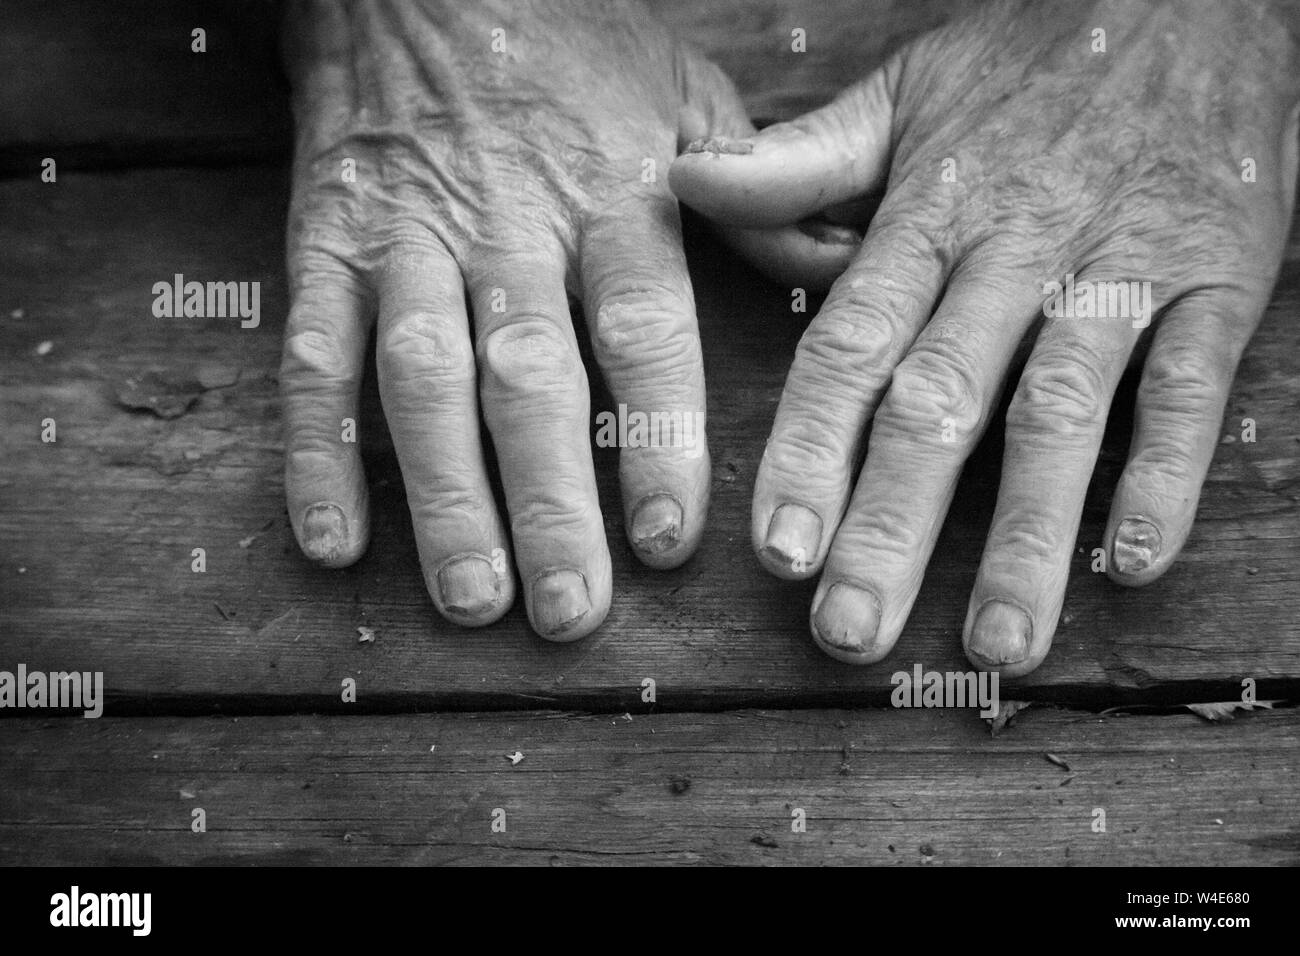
[114,362,243,419]
[987,700,1032,737]
[507,751,524,765]
[35,340,53,356]
[1044,752,1071,772]
[239,518,275,548]
[213,601,234,621]
[11,308,24,319]
[1185,700,1276,722]
[356,626,376,644]
[113,370,206,419]
[195,362,241,389]
[179,788,195,800]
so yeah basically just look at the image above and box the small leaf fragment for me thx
[1185,700,1276,722]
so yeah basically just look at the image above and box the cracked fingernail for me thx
[437,555,501,618]
[969,600,1032,666]
[762,503,822,573]
[630,493,683,555]
[1113,517,1161,574]
[302,503,347,563]
[531,569,591,637]
[812,583,882,653]
[683,136,755,156]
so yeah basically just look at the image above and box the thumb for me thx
[671,50,863,290]
[671,60,897,229]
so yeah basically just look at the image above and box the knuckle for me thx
[284,429,347,461]
[478,319,581,392]
[834,500,927,565]
[287,220,357,276]
[1138,342,1226,412]
[377,230,455,271]
[508,492,593,540]
[804,303,897,392]
[282,327,358,388]
[408,490,492,529]
[871,199,955,265]
[877,341,983,442]
[987,509,1065,566]
[379,309,474,388]
[591,289,699,375]
[1007,346,1107,438]
[1123,445,1200,496]
[763,426,857,494]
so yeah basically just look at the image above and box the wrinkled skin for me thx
[671,0,1300,675]
[279,0,854,640]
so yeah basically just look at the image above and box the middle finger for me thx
[468,236,613,642]
[810,258,1045,663]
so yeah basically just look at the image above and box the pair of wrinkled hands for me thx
[280,0,1298,677]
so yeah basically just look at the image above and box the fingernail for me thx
[968,600,1032,666]
[531,569,591,636]
[762,503,823,572]
[302,503,347,563]
[437,555,501,618]
[812,583,882,653]
[1113,517,1162,574]
[630,493,683,555]
[683,136,754,156]
[797,218,862,246]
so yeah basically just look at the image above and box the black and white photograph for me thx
[1,0,1297,902]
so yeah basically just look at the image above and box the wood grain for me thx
[1,167,1297,711]
[1,705,1294,865]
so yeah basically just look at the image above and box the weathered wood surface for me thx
[2,706,1295,865]
[0,0,976,175]
[0,0,291,175]
[1,166,1297,711]
[0,0,1296,871]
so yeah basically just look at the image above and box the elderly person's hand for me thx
[279,0,854,640]
[671,0,1299,674]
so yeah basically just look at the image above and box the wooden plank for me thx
[1,166,1298,710]
[1,706,1295,865]
[0,0,974,174]
[0,0,290,175]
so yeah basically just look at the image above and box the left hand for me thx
[671,0,1300,675]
